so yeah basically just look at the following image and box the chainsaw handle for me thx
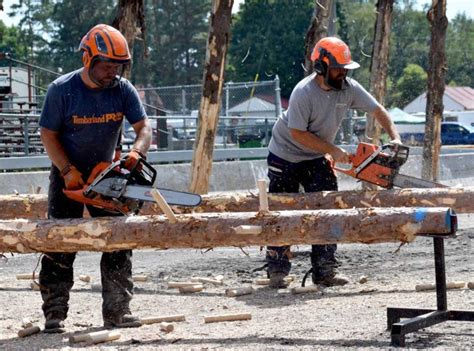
[332,154,355,175]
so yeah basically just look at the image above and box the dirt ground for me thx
[0,214,473,350]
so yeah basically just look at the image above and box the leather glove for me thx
[61,165,84,190]
[123,149,145,170]
[113,148,122,162]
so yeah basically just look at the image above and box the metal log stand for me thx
[387,232,474,347]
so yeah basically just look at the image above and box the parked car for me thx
[400,122,474,145]
[441,122,474,145]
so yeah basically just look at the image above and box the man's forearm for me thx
[40,128,70,171]
[132,119,152,154]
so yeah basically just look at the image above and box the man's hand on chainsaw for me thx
[390,138,402,145]
[329,146,351,164]
[61,165,84,190]
[123,148,145,171]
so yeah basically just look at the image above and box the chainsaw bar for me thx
[92,178,202,207]
[123,185,202,207]
[392,174,448,189]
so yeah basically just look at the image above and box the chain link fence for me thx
[136,78,282,151]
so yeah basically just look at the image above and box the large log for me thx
[0,207,456,253]
[1,187,472,220]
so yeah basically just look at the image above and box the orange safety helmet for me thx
[78,24,131,69]
[311,37,360,74]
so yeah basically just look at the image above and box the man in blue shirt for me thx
[39,24,152,332]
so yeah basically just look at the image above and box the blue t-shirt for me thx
[40,69,146,174]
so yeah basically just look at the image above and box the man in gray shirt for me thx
[266,37,400,288]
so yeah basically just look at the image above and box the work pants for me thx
[266,152,338,278]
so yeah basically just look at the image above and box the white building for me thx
[0,66,37,112]
[403,86,474,114]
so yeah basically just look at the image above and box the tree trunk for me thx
[304,0,332,76]
[2,187,474,220]
[112,0,147,78]
[422,0,448,181]
[365,0,394,145]
[189,0,234,195]
[0,207,455,253]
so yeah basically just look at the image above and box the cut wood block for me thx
[415,281,465,292]
[225,287,254,297]
[159,322,174,333]
[140,314,186,324]
[257,179,269,212]
[191,277,224,285]
[255,277,293,285]
[255,278,270,285]
[16,273,34,280]
[204,312,252,323]
[468,281,474,289]
[79,275,91,283]
[133,275,149,282]
[30,282,40,291]
[290,286,320,294]
[232,225,262,235]
[18,326,40,338]
[167,281,197,289]
[69,330,121,344]
[178,284,203,293]
[150,188,177,223]
[69,333,90,343]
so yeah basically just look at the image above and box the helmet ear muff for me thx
[82,51,91,68]
[314,48,328,76]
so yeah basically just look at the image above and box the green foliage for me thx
[0,22,28,61]
[392,63,427,107]
[138,0,211,86]
[445,13,474,87]
[227,0,314,97]
[0,0,472,106]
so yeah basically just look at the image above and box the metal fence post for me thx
[23,115,29,156]
[274,75,282,118]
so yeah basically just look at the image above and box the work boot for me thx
[268,272,289,289]
[312,271,349,287]
[103,313,142,329]
[44,312,66,334]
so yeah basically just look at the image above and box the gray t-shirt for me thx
[268,73,379,162]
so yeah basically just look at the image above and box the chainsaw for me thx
[63,158,202,214]
[333,142,447,189]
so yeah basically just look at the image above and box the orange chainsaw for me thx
[333,142,447,189]
[63,158,202,214]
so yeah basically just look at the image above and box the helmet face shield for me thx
[89,57,128,89]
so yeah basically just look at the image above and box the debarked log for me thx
[0,207,456,253]
[0,187,472,220]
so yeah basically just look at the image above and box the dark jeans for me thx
[39,166,133,320]
[266,152,338,278]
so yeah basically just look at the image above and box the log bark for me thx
[304,0,333,76]
[365,0,394,145]
[0,207,456,253]
[2,187,473,220]
[422,0,447,181]
[189,0,234,194]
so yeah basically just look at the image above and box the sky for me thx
[1,0,473,27]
